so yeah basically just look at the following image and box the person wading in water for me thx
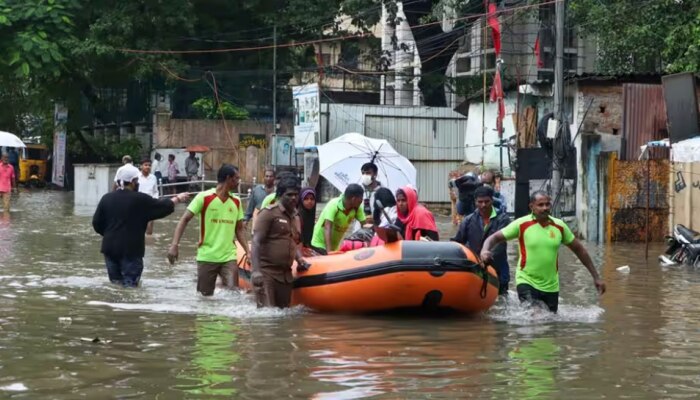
[481,190,606,312]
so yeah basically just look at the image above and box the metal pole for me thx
[481,2,487,168]
[272,24,277,134]
[551,0,565,215]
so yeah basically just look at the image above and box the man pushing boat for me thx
[480,191,606,312]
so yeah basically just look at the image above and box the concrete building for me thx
[447,2,598,172]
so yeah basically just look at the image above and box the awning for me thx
[671,136,700,163]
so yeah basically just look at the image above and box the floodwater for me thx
[2,191,700,399]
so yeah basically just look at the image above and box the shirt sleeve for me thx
[356,203,366,223]
[145,196,176,221]
[501,219,520,241]
[151,178,159,198]
[253,208,273,236]
[244,189,257,221]
[261,193,276,209]
[319,201,337,223]
[562,222,575,245]
[187,192,205,215]
[92,199,105,235]
[236,196,244,221]
[450,214,470,244]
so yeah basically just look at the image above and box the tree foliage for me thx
[192,98,250,120]
[569,0,700,74]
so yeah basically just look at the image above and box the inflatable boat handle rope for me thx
[238,253,250,268]
[434,257,489,299]
[475,258,489,299]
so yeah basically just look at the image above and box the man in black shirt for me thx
[93,164,189,287]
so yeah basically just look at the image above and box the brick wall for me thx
[577,84,624,135]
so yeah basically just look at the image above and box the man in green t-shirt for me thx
[481,190,606,312]
[310,184,366,254]
[168,164,250,296]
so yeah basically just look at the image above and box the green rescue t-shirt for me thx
[501,213,575,293]
[311,195,366,251]
[260,193,277,209]
[187,188,244,263]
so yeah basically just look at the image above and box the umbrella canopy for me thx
[318,132,416,193]
[185,145,210,153]
[0,131,26,148]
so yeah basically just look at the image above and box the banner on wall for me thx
[272,135,294,166]
[239,134,267,149]
[292,83,320,148]
[52,103,68,187]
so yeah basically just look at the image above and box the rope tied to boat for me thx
[478,260,489,299]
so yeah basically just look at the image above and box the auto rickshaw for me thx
[19,144,49,187]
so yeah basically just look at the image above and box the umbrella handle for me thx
[375,199,394,226]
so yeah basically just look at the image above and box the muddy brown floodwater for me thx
[1,191,700,399]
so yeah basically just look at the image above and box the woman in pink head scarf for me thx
[395,186,439,241]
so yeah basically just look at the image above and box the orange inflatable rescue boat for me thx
[237,241,499,314]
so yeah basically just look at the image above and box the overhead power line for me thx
[118,0,561,55]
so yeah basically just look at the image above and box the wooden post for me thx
[645,157,650,259]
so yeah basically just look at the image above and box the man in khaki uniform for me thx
[251,176,310,308]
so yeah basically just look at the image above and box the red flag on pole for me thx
[487,2,501,57]
[490,69,506,136]
[534,33,544,68]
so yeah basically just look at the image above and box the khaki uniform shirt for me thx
[254,203,299,283]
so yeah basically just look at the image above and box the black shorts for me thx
[516,283,559,313]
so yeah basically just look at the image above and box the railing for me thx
[157,179,251,200]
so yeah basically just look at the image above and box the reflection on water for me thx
[176,316,240,397]
[2,191,700,398]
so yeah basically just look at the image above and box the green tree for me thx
[569,0,700,74]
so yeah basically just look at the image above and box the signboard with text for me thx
[239,134,267,149]
[292,83,320,148]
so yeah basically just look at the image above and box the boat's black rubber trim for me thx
[238,260,499,289]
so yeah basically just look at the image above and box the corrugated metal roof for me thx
[621,84,669,160]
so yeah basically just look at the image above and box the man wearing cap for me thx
[93,164,189,287]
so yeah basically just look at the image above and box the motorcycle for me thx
[660,224,700,267]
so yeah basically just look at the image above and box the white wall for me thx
[74,164,120,208]
[464,93,518,173]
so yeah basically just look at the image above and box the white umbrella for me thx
[0,131,26,148]
[318,132,416,193]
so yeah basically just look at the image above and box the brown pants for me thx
[197,261,237,296]
[254,273,292,308]
[1,192,10,211]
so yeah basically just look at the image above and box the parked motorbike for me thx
[660,224,700,267]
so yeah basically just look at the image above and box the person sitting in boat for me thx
[451,186,511,295]
[395,186,439,241]
[297,187,316,253]
[367,187,398,247]
[310,183,366,255]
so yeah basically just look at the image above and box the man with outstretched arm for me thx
[168,164,250,296]
[93,164,189,287]
[480,190,606,312]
